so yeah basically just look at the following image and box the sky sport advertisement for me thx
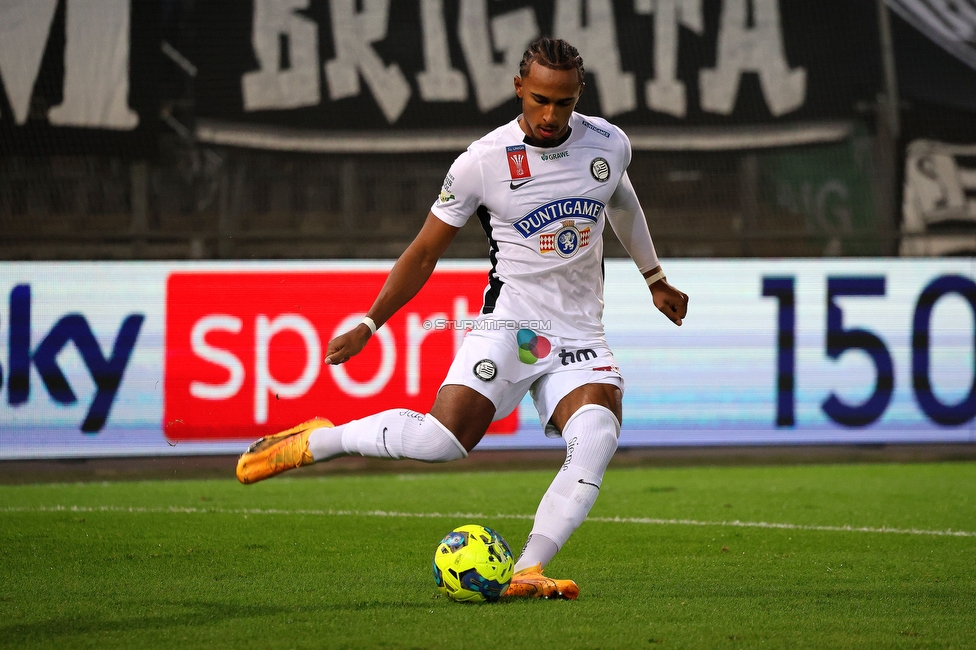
[0,259,973,459]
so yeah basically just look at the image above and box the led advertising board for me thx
[0,260,973,459]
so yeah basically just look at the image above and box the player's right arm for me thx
[328,147,482,364]
[325,212,460,364]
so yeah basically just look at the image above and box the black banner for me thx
[189,0,883,131]
[0,0,159,156]
[0,0,891,151]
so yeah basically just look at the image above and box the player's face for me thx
[514,62,583,146]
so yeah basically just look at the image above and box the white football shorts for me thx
[440,326,624,437]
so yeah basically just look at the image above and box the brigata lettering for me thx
[3,284,144,433]
[514,197,605,238]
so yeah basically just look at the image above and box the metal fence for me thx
[1,122,902,261]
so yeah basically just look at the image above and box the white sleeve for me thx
[430,148,484,228]
[606,170,660,274]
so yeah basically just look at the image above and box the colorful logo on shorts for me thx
[517,328,551,364]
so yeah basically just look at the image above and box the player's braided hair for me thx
[518,37,584,85]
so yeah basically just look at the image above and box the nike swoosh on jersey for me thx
[578,479,600,489]
[509,178,536,190]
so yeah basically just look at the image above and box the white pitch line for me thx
[584,515,976,538]
[3,505,975,538]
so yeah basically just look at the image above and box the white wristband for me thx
[644,270,666,287]
[361,316,378,336]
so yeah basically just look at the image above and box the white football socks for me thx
[514,404,620,573]
[514,533,560,573]
[307,409,467,463]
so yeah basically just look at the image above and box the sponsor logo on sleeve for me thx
[582,120,611,138]
[438,174,456,203]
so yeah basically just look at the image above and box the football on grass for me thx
[432,524,515,603]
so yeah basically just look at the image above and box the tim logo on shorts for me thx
[558,348,597,366]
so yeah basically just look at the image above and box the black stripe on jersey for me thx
[477,205,504,314]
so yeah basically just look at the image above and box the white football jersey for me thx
[431,112,633,338]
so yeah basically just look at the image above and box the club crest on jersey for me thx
[506,145,531,179]
[514,197,605,238]
[540,221,590,258]
[590,157,610,182]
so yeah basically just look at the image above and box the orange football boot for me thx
[502,563,580,600]
[236,418,333,484]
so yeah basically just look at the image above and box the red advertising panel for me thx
[164,270,517,441]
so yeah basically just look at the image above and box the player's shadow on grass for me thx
[0,600,312,641]
[342,600,448,612]
[1,596,510,641]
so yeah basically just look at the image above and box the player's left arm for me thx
[606,170,688,326]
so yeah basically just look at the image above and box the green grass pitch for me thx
[2,461,975,648]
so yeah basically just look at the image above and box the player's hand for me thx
[325,324,372,364]
[650,279,689,326]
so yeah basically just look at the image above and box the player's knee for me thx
[558,404,620,477]
[430,385,495,452]
[565,404,621,441]
[400,413,468,463]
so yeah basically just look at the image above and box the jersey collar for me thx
[522,126,573,149]
[512,115,576,149]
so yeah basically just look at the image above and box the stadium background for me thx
[1,0,975,462]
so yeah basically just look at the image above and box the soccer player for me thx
[237,37,689,600]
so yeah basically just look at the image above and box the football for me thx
[432,524,515,603]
